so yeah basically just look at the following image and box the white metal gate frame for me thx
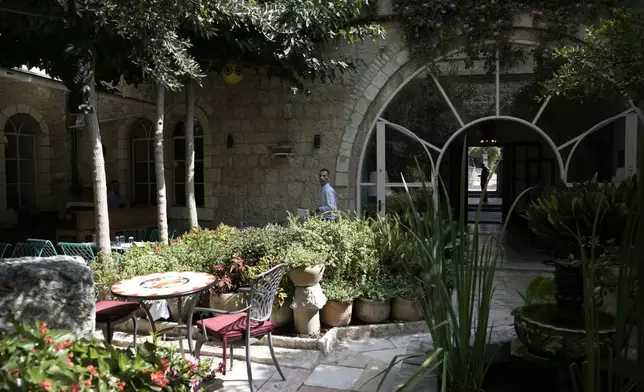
[357,42,644,216]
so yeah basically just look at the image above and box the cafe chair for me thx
[11,242,43,257]
[188,264,287,392]
[147,228,177,242]
[58,242,95,263]
[95,282,142,347]
[0,243,12,258]
[26,238,58,257]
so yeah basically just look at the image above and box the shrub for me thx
[0,319,215,391]
[210,254,249,295]
[360,274,396,302]
[322,280,361,303]
[247,256,293,307]
[281,243,328,269]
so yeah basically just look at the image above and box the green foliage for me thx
[525,177,636,258]
[360,274,396,302]
[542,8,644,101]
[0,319,215,391]
[322,280,361,303]
[281,243,328,269]
[520,276,556,306]
[390,274,418,300]
[247,256,294,307]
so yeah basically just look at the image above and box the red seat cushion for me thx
[95,301,140,323]
[196,313,275,342]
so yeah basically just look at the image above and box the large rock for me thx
[0,256,96,337]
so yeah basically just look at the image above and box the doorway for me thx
[467,145,503,224]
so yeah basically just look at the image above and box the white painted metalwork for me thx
[624,112,638,178]
[431,74,465,127]
[532,96,551,124]
[495,48,501,116]
[131,118,156,205]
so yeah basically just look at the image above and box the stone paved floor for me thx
[201,266,552,392]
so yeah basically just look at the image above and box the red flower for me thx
[39,322,48,335]
[87,365,97,376]
[83,379,92,386]
[150,370,169,388]
[63,339,72,348]
[40,380,52,390]
[155,246,161,255]
[116,381,126,391]
[13,370,20,377]
[70,384,81,392]
[160,359,169,369]
[45,337,53,345]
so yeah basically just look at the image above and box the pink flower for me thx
[191,376,202,388]
[186,357,200,370]
[39,322,48,335]
[41,380,52,390]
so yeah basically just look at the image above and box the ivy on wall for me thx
[395,0,619,71]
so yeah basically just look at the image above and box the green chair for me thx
[0,243,12,258]
[11,242,43,258]
[26,238,58,257]
[116,229,145,241]
[147,229,177,242]
[58,242,95,263]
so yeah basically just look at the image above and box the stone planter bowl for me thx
[355,298,391,324]
[321,301,353,327]
[391,297,423,321]
[289,265,325,287]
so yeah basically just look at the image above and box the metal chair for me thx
[147,228,177,242]
[0,243,12,258]
[95,282,141,347]
[11,242,43,257]
[188,264,287,392]
[58,242,95,263]
[26,238,58,257]
[115,229,145,241]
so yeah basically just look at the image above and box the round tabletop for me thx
[110,271,217,300]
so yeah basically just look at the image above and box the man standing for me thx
[480,163,490,203]
[316,168,337,218]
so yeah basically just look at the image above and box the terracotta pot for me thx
[289,265,325,286]
[209,292,246,314]
[355,298,391,324]
[271,299,293,328]
[391,297,423,321]
[321,301,353,327]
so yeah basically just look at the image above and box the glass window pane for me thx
[195,140,204,160]
[385,128,433,183]
[134,184,149,205]
[6,134,17,159]
[386,187,431,215]
[20,184,34,206]
[148,140,155,160]
[134,163,149,183]
[132,140,148,161]
[19,160,34,182]
[149,185,158,206]
[195,161,204,183]
[149,164,157,182]
[18,136,34,158]
[359,187,377,219]
[174,138,185,160]
[175,184,186,206]
[195,184,205,207]
[6,185,19,210]
[6,160,18,184]
[174,162,185,183]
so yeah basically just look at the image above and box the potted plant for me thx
[209,254,248,313]
[355,276,393,323]
[390,274,423,322]
[283,244,328,286]
[320,280,361,327]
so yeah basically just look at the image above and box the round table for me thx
[111,271,217,355]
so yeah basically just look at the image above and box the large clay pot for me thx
[391,297,423,321]
[271,299,293,328]
[554,260,584,312]
[209,292,247,313]
[355,298,391,324]
[321,301,353,327]
[289,265,325,286]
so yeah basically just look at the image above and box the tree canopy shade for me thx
[541,8,644,103]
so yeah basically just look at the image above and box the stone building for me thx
[0,15,641,237]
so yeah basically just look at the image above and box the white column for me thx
[625,112,638,178]
[376,121,386,217]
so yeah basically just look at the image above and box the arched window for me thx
[4,113,39,210]
[130,118,156,205]
[173,118,204,207]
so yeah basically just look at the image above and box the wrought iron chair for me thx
[26,238,58,257]
[95,282,142,347]
[147,228,177,242]
[187,264,287,392]
[58,242,95,263]
[0,243,12,258]
[11,242,43,257]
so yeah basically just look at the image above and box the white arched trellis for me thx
[356,41,644,215]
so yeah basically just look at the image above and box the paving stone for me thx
[219,359,276,389]
[297,387,351,392]
[339,338,395,353]
[362,348,408,369]
[321,348,373,369]
[387,333,430,349]
[259,368,312,392]
[353,359,400,392]
[304,365,365,389]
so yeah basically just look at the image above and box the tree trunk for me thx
[184,80,198,228]
[154,82,169,243]
[84,76,111,254]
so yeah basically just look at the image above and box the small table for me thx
[111,271,217,355]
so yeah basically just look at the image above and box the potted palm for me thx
[390,274,423,321]
[355,275,394,323]
[320,280,361,327]
[283,244,328,286]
